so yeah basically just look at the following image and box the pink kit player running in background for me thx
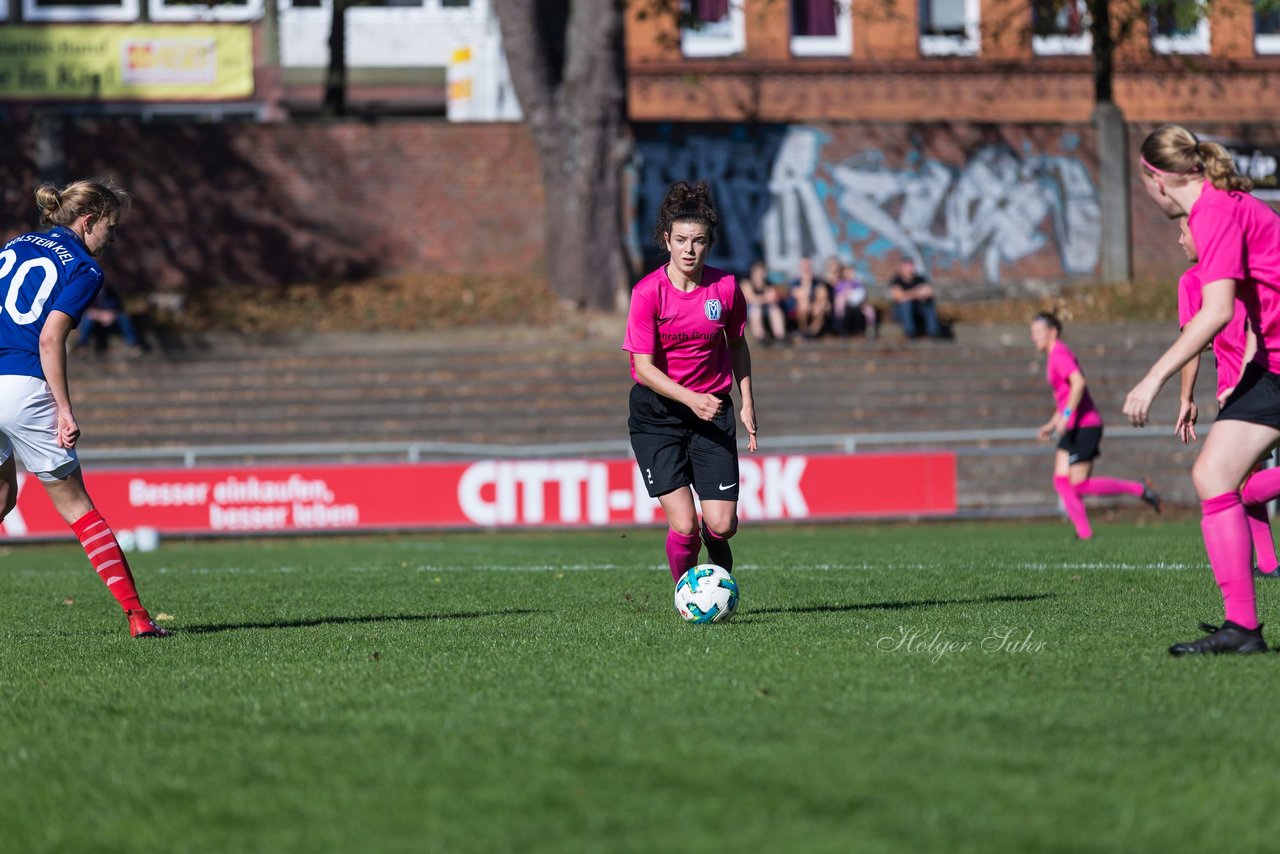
[1172,217,1279,580]
[623,180,758,583]
[1123,124,1280,656]
[1031,313,1161,540]
[0,180,167,639]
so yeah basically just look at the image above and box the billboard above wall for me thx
[0,25,253,101]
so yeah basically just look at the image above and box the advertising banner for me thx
[0,25,253,101]
[0,451,957,540]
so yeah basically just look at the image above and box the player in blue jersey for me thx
[0,180,167,638]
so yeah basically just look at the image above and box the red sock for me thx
[1053,476,1092,539]
[72,509,142,612]
[1074,477,1144,497]
[1201,493,1258,629]
[665,529,701,582]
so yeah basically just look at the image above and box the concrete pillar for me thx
[1093,99,1131,284]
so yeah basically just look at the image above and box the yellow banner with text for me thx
[0,25,253,101]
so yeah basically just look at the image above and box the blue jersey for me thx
[0,227,103,379]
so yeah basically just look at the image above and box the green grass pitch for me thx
[3,518,1278,853]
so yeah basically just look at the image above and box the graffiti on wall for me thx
[632,127,787,275]
[635,126,1101,283]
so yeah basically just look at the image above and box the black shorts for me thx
[1217,362,1280,429]
[1058,425,1102,464]
[628,383,739,500]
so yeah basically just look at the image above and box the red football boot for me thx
[128,609,170,638]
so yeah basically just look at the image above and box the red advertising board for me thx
[0,451,956,540]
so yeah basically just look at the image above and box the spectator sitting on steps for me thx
[76,285,143,357]
[831,262,878,338]
[740,259,788,346]
[888,258,943,340]
[788,256,832,339]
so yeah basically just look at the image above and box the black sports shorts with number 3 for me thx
[628,383,740,501]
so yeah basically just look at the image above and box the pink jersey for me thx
[1177,262,1250,398]
[1188,183,1280,372]
[622,264,747,394]
[1046,340,1102,430]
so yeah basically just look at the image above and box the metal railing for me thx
[75,425,1177,468]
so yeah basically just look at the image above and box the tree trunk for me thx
[323,0,349,117]
[494,0,633,311]
[1090,0,1113,104]
[1090,0,1131,283]
[537,126,631,309]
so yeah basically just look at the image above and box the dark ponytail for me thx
[652,180,719,249]
[1032,312,1062,334]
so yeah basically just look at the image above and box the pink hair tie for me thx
[1140,155,1203,176]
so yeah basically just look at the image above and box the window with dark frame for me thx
[690,0,729,23]
[24,0,137,20]
[1149,0,1199,38]
[920,0,967,37]
[1258,1,1280,35]
[32,0,125,6]
[1032,0,1088,37]
[792,0,837,37]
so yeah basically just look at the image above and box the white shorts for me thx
[0,375,80,482]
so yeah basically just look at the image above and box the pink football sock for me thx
[1246,502,1279,574]
[1074,477,1144,497]
[1201,492,1258,629]
[1053,476,1092,539]
[1242,467,1280,506]
[665,529,701,582]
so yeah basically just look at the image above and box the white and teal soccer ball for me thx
[674,564,739,623]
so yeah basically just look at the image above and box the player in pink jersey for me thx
[1172,217,1279,579]
[1031,313,1161,540]
[1174,218,1252,427]
[622,180,757,583]
[1123,125,1280,655]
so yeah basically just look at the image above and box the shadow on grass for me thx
[737,592,1055,621]
[180,608,541,635]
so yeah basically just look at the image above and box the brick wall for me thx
[632,122,1106,298]
[626,0,1280,125]
[1,117,1276,300]
[0,118,546,296]
[632,121,1280,297]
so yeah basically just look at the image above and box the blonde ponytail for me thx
[1197,141,1253,192]
[34,179,128,227]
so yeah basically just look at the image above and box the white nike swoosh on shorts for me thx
[718,482,736,491]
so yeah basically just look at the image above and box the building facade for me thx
[625,0,1280,123]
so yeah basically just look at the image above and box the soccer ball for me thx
[674,564,739,623]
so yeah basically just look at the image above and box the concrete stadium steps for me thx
[66,322,1214,509]
[955,442,1198,514]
